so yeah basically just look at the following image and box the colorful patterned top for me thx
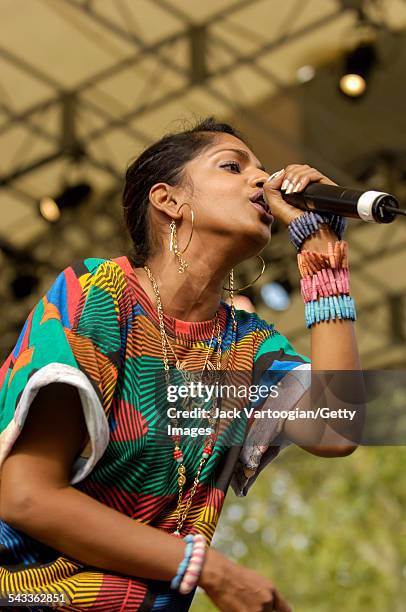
[0,256,310,611]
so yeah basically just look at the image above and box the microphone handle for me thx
[282,183,399,223]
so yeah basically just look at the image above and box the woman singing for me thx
[0,118,361,611]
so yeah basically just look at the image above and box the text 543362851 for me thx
[0,590,71,607]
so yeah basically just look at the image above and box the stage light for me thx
[297,65,316,83]
[39,182,92,222]
[39,196,61,223]
[260,281,291,311]
[339,42,377,98]
[339,73,367,97]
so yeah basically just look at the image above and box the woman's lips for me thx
[250,200,274,224]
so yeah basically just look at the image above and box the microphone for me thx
[282,183,405,223]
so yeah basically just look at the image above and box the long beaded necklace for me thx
[144,265,235,536]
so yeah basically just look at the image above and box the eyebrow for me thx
[212,147,266,172]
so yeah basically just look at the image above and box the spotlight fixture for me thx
[339,41,377,98]
[10,271,39,299]
[56,182,92,210]
[39,181,92,222]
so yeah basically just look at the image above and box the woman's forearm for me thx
[310,318,364,449]
[311,319,360,369]
[303,226,361,370]
[283,227,364,452]
[5,484,189,582]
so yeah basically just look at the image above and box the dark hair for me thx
[123,117,245,266]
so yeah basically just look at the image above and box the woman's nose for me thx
[250,173,268,189]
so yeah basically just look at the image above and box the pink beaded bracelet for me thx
[300,268,350,302]
[298,240,351,303]
[178,534,207,595]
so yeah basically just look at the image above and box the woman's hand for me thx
[199,548,292,612]
[263,164,337,226]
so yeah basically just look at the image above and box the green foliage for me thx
[192,446,406,611]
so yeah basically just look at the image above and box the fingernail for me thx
[281,179,289,191]
[267,169,284,182]
[292,181,302,193]
[285,182,295,194]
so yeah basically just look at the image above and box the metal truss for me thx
[0,0,348,196]
[0,0,351,286]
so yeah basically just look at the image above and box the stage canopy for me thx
[1,0,406,366]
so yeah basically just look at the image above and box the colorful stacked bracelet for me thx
[288,211,347,251]
[297,240,357,328]
[304,295,356,326]
[170,534,207,595]
[178,534,207,595]
[170,535,194,591]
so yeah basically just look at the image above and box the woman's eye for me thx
[221,161,241,173]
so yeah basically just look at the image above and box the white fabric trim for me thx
[0,363,109,485]
[230,362,311,496]
[267,361,311,443]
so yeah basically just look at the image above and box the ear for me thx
[149,183,182,220]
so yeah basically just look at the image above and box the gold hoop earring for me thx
[228,269,237,333]
[222,255,266,292]
[175,203,194,255]
[169,219,177,253]
[168,203,195,273]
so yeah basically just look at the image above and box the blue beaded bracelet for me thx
[305,295,356,328]
[288,211,347,251]
[170,535,194,590]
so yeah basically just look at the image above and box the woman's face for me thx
[178,133,272,257]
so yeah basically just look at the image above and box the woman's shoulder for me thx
[65,255,128,278]
[56,255,133,298]
[45,256,134,328]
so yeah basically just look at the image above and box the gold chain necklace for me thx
[162,314,220,409]
[162,321,218,376]
[144,265,227,536]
